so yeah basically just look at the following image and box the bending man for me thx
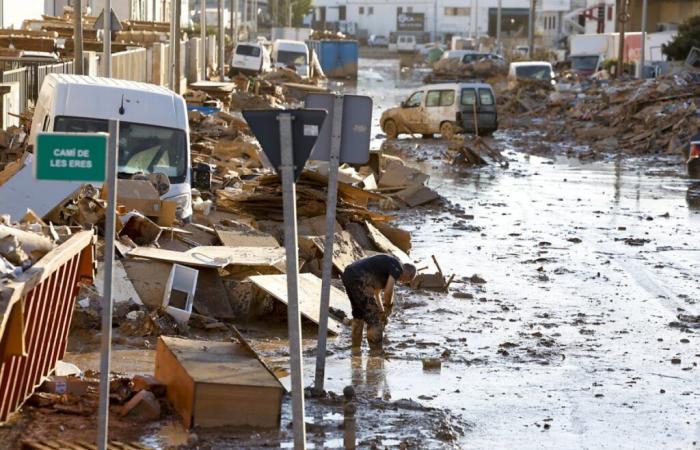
[341,254,416,355]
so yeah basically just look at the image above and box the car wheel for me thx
[384,120,399,139]
[440,122,455,140]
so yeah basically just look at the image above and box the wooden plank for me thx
[155,337,195,429]
[216,229,278,247]
[371,221,411,253]
[193,269,234,319]
[121,259,171,308]
[309,230,365,273]
[248,273,352,334]
[128,246,285,269]
[194,383,283,428]
[365,221,412,264]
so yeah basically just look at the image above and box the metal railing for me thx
[0,59,74,114]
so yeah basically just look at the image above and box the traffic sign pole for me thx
[278,113,307,449]
[314,95,344,393]
[97,119,118,450]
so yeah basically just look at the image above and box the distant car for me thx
[569,54,604,77]
[688,133,700,178]
[507,61,556,89]
[271,39,310,78]
[461,52,506,68]
[380,82,498,140]
[368,35,388,47]
[396,35,417,53]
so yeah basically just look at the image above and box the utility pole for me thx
[219,0,225,80]
[174,0,181,93]
[73,0,84,75]
[616,0,628,78]
[200,0,206,80]
[230,0,237,44]
[103,0,111,77]
[287,0,291,27]
[469,0,474,38]
[496,0,502,46]
[243,0,247,39]
[638,0,648,78]
[433,0,438,43]
[527,0,535,58]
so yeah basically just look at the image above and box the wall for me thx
[1,0,44,28]
[628,0,700,32]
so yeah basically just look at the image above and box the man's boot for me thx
[351,319,364,354]
[366,322,384,356]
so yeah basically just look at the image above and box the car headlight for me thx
[167,193,191,217]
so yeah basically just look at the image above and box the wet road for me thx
[315,59,700,448]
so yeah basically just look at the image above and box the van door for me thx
[400,90,425,133]
[476,88,497,132]
[460,87,477,133]
[424,89,456,133]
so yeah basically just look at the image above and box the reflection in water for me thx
[350,356,391,401]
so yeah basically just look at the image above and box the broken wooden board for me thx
[248,273,352,335]
[365,221,412,264]
[193,268,234,319]
[216,228,278,247]
[122,259,170,308]
[378,161,429,188]
[155,336,284,429]
[21,440,152,450]
[371,221,411,253]
[395,184,439,207]
[309,230,365,273]
[128,246,286,269]
[94,260,143,305]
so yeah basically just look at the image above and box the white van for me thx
[271,39,309,78]
[397,35,417,53]
[231,42,271,76]
[30,74,193,219]
[507,61,556,89]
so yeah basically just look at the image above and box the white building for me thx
[313,0,581,44]
[0,0,44,28]
[40,0,179,23]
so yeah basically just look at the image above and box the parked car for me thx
[687,133,700,178]
[30,74,193,219]
[396,35,417,53]
[380,82,498,140]
[507,61,556,88]
[461,52,506,68]
[368,35,389,47]
[271,39,309,78]
[569,53,604,77]
[230,42,271,76]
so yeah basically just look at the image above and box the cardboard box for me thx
[101,180,162,218]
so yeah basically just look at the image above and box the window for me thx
[54,116,188,183]
[460,88,476,106]
[359,6,364,14]
[444,7,469,16]
[368,6,373,15]
[440,90,455,106]
[277,50,308,66]
[339,5,346,20]
[42,115,50,131]
[478,88,494,105]
[426,90,441,107]
[236,44,261,56]
[405,91,423,107]
[407,6,413,12]
[397,7,402,14]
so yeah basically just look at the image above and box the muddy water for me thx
[54,59,700,449]
[318,59,700,448]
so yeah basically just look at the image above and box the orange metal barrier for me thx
[0,231,95,421]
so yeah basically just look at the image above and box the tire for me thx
[422,133,434,139]
[440,121,456,140]
[384,119,399,139]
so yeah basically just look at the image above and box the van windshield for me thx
[277,50,307,66]
[236,45,261,57]
[54,116,188,183]
[515,65,552,81]
[570,55,599,71]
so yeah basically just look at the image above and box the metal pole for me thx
[103,0,111,77]
[242,0,247,39]
[617,0,626,78]
[496,0,502,46]
[638,0,648,78]
[314,96,343,393]
[433,0,438,43]
[474,0,478,39]
[73,0,84,75]
[96,119,118,450]
[287,0,291,27]
[168,1,175,90]
[527,0,535,58]
[469,0,474,38]
[219,0,225,80]
[200,0,206,80]
[255,0,259,34]
[278,113,307,449]
[231,0,236,44]
[174,0,181,93]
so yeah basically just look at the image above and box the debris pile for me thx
[0,126,27,181]
[424,57,506,83]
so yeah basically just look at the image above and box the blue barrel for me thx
[307,40,358,79]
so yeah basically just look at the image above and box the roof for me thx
[46,73,177,97]
[510,61,553,67]
[420,82,494,90]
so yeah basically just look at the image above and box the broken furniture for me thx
[155,336,285,429]
[0,231,95,421]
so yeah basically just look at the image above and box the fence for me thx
[0,67,28,114]
[108,48,148,83]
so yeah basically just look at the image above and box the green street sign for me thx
[35,132,108,182]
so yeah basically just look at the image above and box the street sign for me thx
[34,132,107,182]
[242,109,328,180]
[397,12,425,31]
[94,8,124,32]
[305,94,372,164]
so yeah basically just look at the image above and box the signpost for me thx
[304,94,372,393]
[243,109,327,450]
[35,123,118,450]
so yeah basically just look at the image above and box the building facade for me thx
[0,0,44,28]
